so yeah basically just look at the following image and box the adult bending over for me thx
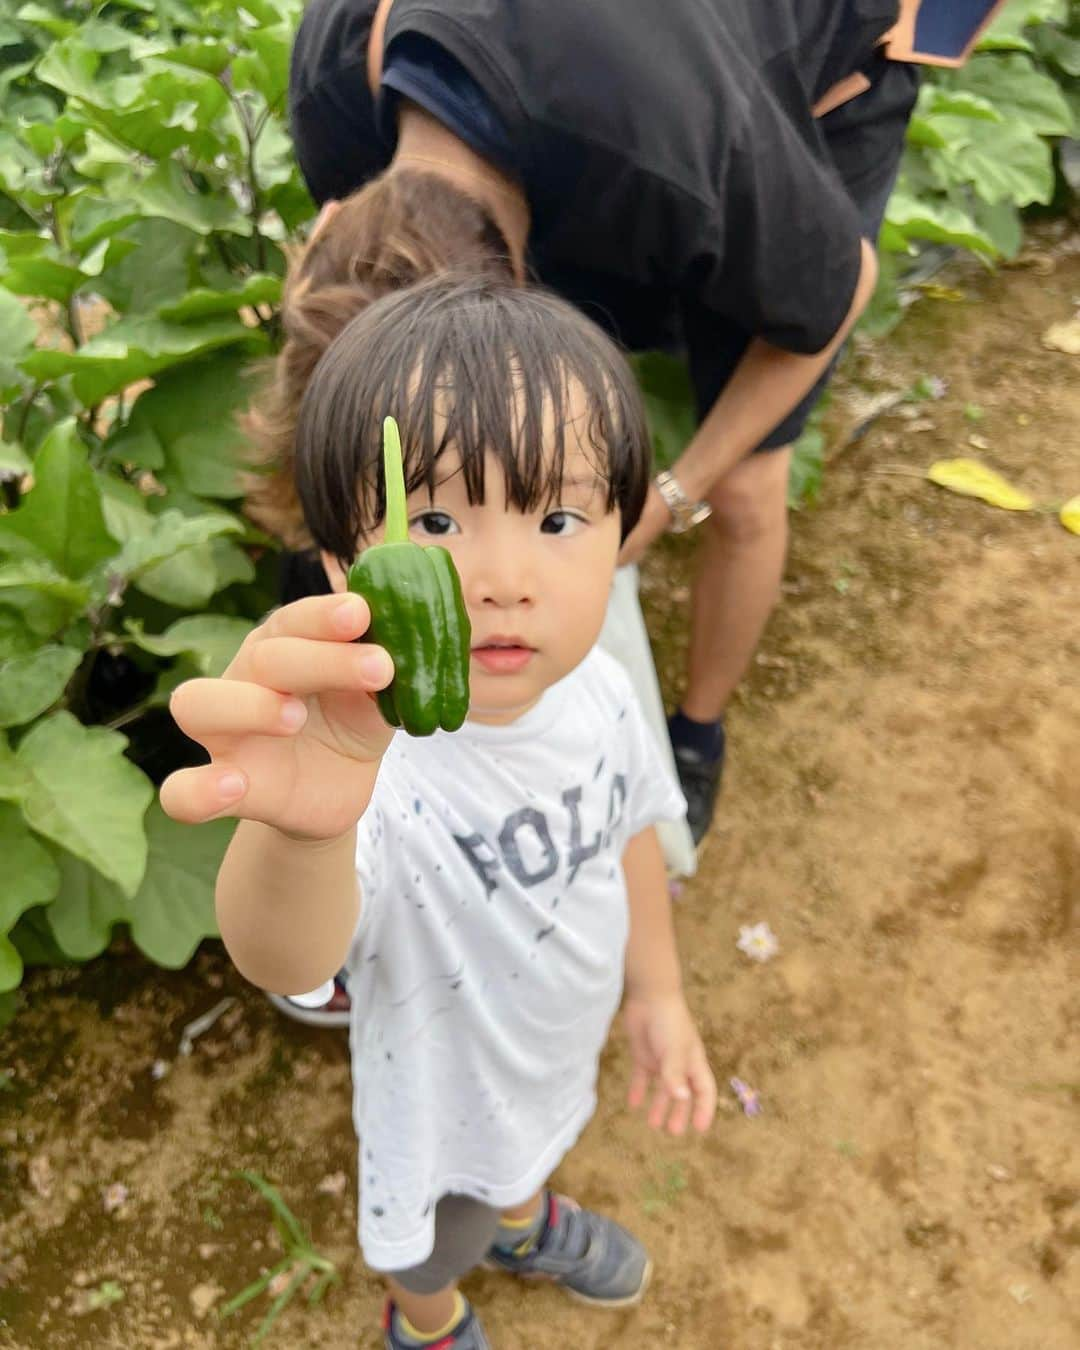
[254,0,923,846]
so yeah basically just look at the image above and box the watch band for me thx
[654,470,712,534]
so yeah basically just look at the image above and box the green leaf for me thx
[940,121,1055,206]
[34,35,102,106]
[14,3,79,41]
[13,711,153,897]
[151,40,232,76]
[0,420,117,578]
[136,546,220,608]
[629,352,696,472]
[972,198,1024,259]
[0,607,36,660]
[979,0,1068,52]
[0,645,82,727]
[232,23,292,108]
[158,274,282,322]
[128,803,228,966]
[112,509,242,582]
[48,802,227,967]
[92,218,198,314]
[1,245,87,304]
[0,282,35,398]
[0,559,91,633]
[0,439,31,480]
[950,53,1075,137]
[111,351,260,497]
[0,802,60,991]
[112,160,251,237]
[20,313,259,406]
[884,187,998,256]
[44,847,124,960]
[126,615,254,677]
[1033,25,1080,78]
[0,939,21,993]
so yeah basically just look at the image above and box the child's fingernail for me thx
[334,596,364,630]
[359,649,393,685]
[219,773,246,799]
[280,700,307,729]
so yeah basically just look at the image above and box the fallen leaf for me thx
[1060,495,1080,536]
[927,459,1033,512]
[1042,318,1080,355]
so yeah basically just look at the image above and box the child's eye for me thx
[540,510,587,536]
[410,511,458,537]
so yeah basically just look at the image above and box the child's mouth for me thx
[471,639,535,674]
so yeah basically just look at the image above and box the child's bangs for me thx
[293,276,651,563]
[393,343,630,521]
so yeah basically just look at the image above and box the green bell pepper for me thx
[347,416,471,736]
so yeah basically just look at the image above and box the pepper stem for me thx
[382,415,408,544]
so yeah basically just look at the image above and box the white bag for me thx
[598,565,697,878]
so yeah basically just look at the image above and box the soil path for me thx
[1,232,1078,1350]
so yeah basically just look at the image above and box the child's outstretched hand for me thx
[624,993,717,1136]
[160,594,395,840]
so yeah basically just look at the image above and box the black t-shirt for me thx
[290,0,902,376]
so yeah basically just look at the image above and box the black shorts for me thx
[727,55,919,451]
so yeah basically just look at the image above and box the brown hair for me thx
[244,169,512,547]
[294,273,651,565]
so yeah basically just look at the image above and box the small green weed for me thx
[220,1171,339,1346]
[641,1161,688,1216]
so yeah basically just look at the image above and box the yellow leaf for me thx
[1060,495,1080,536]
[926,459,1033,512]
[1042,319,1080,356]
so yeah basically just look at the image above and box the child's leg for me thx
[386,1195,499,1337]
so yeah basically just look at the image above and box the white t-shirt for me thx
[345,646,686,1272]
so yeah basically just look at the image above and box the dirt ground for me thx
[1,229,1078,1350]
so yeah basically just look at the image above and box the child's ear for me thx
[320,551,348,594]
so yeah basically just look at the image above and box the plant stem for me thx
[16,383,44,445]
[104,698,154,733]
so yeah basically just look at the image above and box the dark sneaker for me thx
[266,970,350,1028]
[383,1297,491,1349]
[486,1193,651,1308]
[670,721,726,845]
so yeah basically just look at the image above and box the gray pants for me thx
[389,1195,503,1295]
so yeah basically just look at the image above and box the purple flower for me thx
[730,1077,762,1117]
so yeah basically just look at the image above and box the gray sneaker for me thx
[383,1297,491,1349]
[486,1193,652,1308]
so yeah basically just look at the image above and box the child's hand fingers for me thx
[160,764,248,825]
[256,594,373,646]
[247,636,393,696]
[627,1064,651,1111]
[170,680,309,742]
[661,1068,694,1137]
[688,1051,718,1133]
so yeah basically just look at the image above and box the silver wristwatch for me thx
[654,470,712,534]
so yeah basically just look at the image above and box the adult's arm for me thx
[675,235,878,499]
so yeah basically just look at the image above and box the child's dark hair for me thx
[293,273,652,564]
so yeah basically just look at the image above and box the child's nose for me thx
[467,535,536,608]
